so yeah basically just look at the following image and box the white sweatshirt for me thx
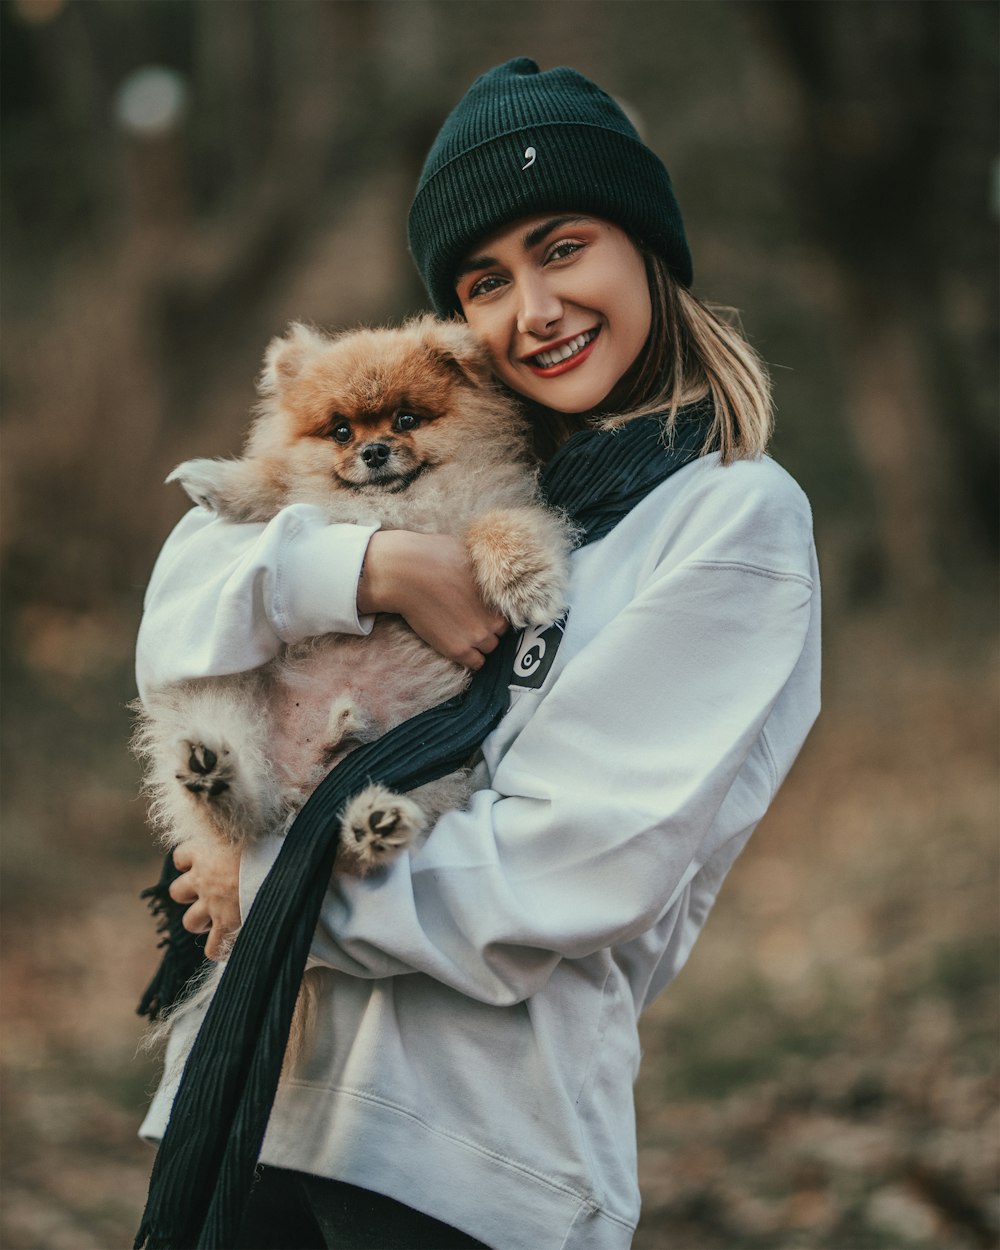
[138,452,821,1250]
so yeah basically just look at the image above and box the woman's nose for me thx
[516,276,563,337]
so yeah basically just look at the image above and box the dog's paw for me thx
[175,739,235,801]
[499,557,569,629]
[465,508,572,628]
[337,785,426,876]
[166,458,230,513]
[166,456,282,523]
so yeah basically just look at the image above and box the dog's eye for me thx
[329,421,352,444]
[393,412,421,433]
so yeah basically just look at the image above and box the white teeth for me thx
[532,330,595,369]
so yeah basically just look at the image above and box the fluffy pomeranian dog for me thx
[133,315,572,879]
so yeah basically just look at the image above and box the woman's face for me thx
[454,214,652,415]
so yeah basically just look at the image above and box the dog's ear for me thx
[413,315,492,387]
[259,322,327,395]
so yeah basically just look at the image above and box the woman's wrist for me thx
[357,530,409,616]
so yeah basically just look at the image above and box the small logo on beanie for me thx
[521,146,536,170]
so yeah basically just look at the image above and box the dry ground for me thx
[633,606,999,1250]
[1,601,996,1250]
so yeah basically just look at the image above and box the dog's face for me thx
[251,316,511,497]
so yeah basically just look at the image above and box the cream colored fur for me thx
[134,315,573,881]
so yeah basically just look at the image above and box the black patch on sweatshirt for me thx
[510,615,567,691]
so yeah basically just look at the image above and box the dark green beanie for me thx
[408,57,692,317]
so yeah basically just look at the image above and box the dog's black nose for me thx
[361,442,391,468]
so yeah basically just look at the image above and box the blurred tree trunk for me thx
[752,0,999,600]
[2,0,396,604]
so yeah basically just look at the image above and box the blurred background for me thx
[1,2,996,1247]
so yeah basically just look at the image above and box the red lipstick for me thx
[522,328,600,377]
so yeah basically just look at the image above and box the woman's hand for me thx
[169,837,243,961]
[357,530,508,670]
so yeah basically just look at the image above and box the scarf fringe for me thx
[134,1221,192,1250]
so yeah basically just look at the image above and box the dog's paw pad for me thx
[176,741,233,800]
[350,803,414,855]
[340,789,425,874]
[187,744,217,775]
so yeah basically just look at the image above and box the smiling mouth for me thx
[525,328,599,372]
[336,462,432,494]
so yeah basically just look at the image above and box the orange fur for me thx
[136,316,573,879]
[134,315,575,1060]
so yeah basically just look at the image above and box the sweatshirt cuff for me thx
[278,519,380,641]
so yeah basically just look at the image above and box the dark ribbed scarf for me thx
[134,409,709,1250]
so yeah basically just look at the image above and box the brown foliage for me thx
[1,2,996,1247]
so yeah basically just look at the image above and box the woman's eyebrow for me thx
[456,216,594,281]
[455,252,495,280]
[521,215,591,250]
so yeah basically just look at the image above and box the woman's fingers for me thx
[204,922,234,962]
[461,620,511,669]
[172,843,194,873]
[475,630,502,655]
[180,900,212,935]
[359,531,511,668]
[166,838,242,960]
[177,899,228,960]
[169,868,198,905]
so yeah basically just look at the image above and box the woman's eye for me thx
[546,240,583,263]
[467,274,505,300]
[329,421,352,443]
[394,412,421,432]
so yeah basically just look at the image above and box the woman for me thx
[136,59,820,1250]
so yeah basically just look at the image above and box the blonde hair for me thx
[527,251,774,464]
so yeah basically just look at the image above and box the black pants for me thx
[234,1167,492,1250]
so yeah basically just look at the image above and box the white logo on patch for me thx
[510,615,567,690]
[521,146,537,170]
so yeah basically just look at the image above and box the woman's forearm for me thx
[135,505,377,699]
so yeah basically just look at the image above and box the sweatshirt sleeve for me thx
[240,470,819,1006]
[135,504,379,701]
